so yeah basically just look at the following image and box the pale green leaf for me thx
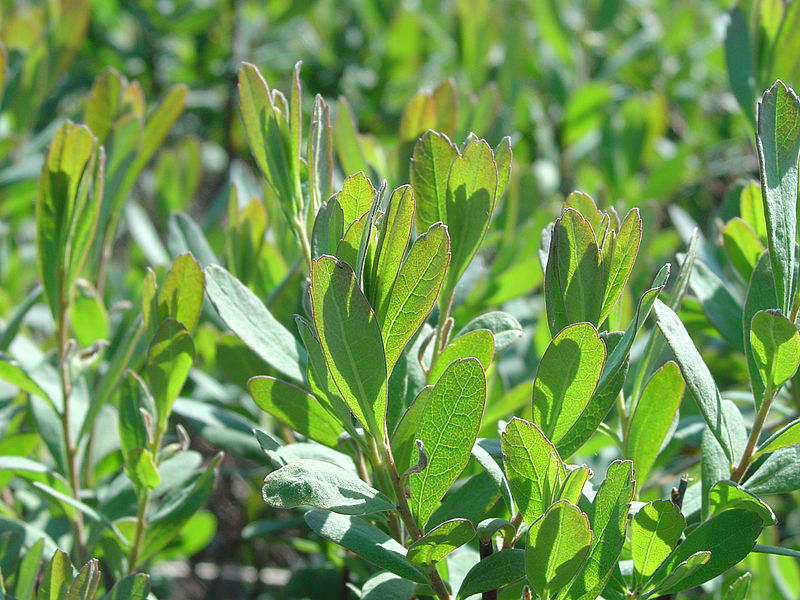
[406,518,475,565]
[750,309,800,390]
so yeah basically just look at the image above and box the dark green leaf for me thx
[456,549,525,600]
[409,358,485,529]
[406,518,475,565]
[755,81,800,315]
[310,256,387,437]
[304,510,427,583]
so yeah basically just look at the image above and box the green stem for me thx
[56,287,86,564]
[127,489,150,574]
[731,387,778,483]
[378,436,451,600]
[292,216,313,271]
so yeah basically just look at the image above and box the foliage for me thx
[3,1,800,599]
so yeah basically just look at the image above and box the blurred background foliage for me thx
[2,0,800,598]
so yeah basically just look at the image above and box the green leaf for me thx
[724,5,757,126]
[544,208,603,334]
[722,218,763,282]
[532,322,605,444]
[456,549,525,600]
[205,264,305,382]
[429,329,494,384]
[310,256,387,437]
[0,357,50,402]
[248,377,342,447]
[378,223,450,373]
[600,208,641,323]
[444,139,498,290]
[145,319,194,429]
[755,81,800,315]
[427,472,500,529]
[646,551,710,596]
[308,94,333,215]
[689,258,745,351]
[158,253,204,333]
[124,447,161,491]
[625,361,684,483]
[368,185,414,314]
[336,171,376,226]
[472,440,514,514]
[65,559,100,600]
[723,572,751,600]
[526,500,592,600]
[312,197,345,259]
[14,537,43,600]
[558,466,590,505]
[118,372,152,457]
[743,444,800,494]
[168,212,219,269]
[406,518,475,565]
[410,131,458,232]
[409,358,485,529]
[334,97,371,180]
[36,121,99,317]
[100,574,150,600]
[653,299,736,463]
[237,63,294,216]
[456,311,523,352]
[502,417,563,525]
[708,480,776,524]
[38,549,72,600]
[749,309,800,390]
[139,453,221,562]
[744,252,779,406]
[391,386,432,474]
[294,316,353,432]
[631,500,684,584]
[262,459,394,515]
[477,518,516,543]
[360,572,414,600]
[304,510,427,583]
[753,418,800,459]
[646,509,762,594]
[561,460,634,600]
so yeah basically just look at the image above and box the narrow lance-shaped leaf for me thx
[653,299,736,463]
[526,500,592,600]
[311,256,387,438]
[205,264,306,382]
[753,418,800,459]
[368,185,414,313]
[248,376,343,448]
[308,94,333,215]
[304,510,427,583]
[409,358,486,529]
[36,121,98,316]
[39,549,72,600]
[378,223,450,373]
[744,251,778,406]
[755,81,800,314]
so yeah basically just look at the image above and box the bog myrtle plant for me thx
[209,65,800,599]
[3,55,800,600]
